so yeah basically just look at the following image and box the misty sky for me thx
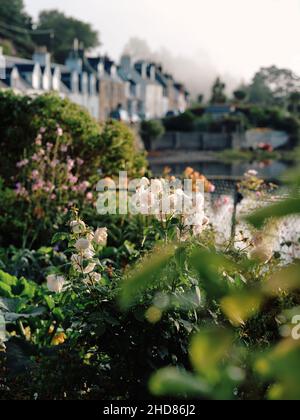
[24,0,300,85]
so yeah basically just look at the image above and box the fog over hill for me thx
[123,37,240,99]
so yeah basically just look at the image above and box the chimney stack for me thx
[33,46,51,68]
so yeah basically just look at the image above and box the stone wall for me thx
[151,132,232,151]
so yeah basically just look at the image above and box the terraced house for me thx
[0,46,189,122]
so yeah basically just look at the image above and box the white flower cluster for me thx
[132,177,209,237]
[47,220,108,293]
[0,314,7,352]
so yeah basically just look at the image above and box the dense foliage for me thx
[0,92,147,248]
[0,167,300,400]
[34,10,99,63]
[0,1,99,61]
[163,104,300,147]
[0,93,300,401]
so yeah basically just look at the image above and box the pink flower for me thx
[57,127,63,137]
[78,181,90,192]
[46,142,53,151]
[51,194,56,200]
[86,192,93,201]
[31,153,39,162]
[77,158,84,166]
[68,175,78,184]
[38,149,45,157]
[31,170,39,179]
[67,158,75,171]
[60,145,68,153]
[35,134,42,146]
[50,159,59,168]
[209,184,216,193]
[16,159,29,168]
[32,180,44,192]
[40,127,47,134]
[15,183,28,198]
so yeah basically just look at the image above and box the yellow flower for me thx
[48,325,55,335]
[51,332,67,346]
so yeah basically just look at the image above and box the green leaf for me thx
[44,295,56,310]
[4,307,45,322]
[0,281,13,298]
[0,270,18,287]
[149,367,210,397]
[246,198,300,229]
[120,244,175,309]
[255,340,300,400]
[189,328,233,383]
[221,291,263,326]
[189,250,236,300]
[12,278,36,299]
[51,232,68,245]
[52,307,64,322]
[263,264,300,296]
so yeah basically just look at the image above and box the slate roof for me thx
[15,63,35,73]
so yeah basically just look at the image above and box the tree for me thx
[210,77,227,104]
[140,120,165,150]
[233,89,247,103]
[289,92,300,115]
[248,72,273,105]
[197,94,204,104]
[248,66,300,106]
[34,10,99,63]
[0,0,34,56]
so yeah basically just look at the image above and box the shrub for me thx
[0,91,147,183]
[163,111,196,132]
[97,120,147,178]
[140,120,165,150]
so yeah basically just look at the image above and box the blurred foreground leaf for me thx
[255,339,300,400]
[120,244,175,308]
[263,264,300,296]
[189,250,236,300]
[189,328,233,383]
[246,198,300,229]
[221,291,263,326]
[149,367,210,397]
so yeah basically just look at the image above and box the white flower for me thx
[83,247,95,259]
[0,314,7,349]
[71,254,96,274]
[86,232,95,242]
[47,274,66,293]
[88,272,102,283]
[245,169,258,177]
[150,179,164,194]
[137,177,150,189]
[75,238,91,252]
[137,189,156,214]
[70,220,86,234]
[94,228,108,246]
[248,232,274,263]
